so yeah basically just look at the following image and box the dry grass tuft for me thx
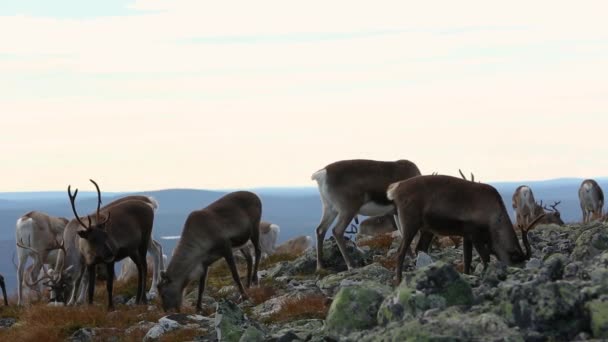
[0,303,164,342]
[358,233,395,252]
[247,285,277,305]
[265,294,329,323]
[259,252,301,269]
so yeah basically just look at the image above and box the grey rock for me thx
[415,251,434,268]
[0,318,16,329]
[525,258,542,269]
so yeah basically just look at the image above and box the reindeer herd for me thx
[0,159,605,312]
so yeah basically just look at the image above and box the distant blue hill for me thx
[1,177,607,294]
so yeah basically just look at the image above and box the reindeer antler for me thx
[89,179,110,226]
[68,185,92,229]
[550,201,561,212]
[458,169,476,182]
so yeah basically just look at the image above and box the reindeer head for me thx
[69,180,116,264]
[542,201,565,226]
[158,271,182,312]
[16,238,72,303]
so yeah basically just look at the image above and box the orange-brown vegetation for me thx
[357,233,395,253]
[264,294,329,323]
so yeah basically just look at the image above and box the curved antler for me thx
[89,179,110,226]
[68,185,91,229]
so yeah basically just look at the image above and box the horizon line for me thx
[0,176,606,194]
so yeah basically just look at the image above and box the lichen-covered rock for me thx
[325,285,387,335]
[215,299,264,342]
[317,263,392,297]
[572,224,608,261]
[377,285,446,325]
[69,328,95,342]
[144,316,182,341]
[588,296,608,339]
[267,237,368,277]
[238,326,266,342]
[405,261,474,307]
[0,318,16,329]
[494,280,586,340]
[269,319,324,341]
[355,308,523,342]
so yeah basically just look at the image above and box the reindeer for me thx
[579,179,604,223]
[311,159,421,271]
[512,185,537,228]
[118,242,166,285]
[16,238,72,303]
[387,175,545,283]
[274,235,313,256]
[61,180,155,309]
[57,194,161,306]
[15,211,69,305]
[533,200,565,225]
[357,214,398,237]
[0,274,7,306]
[158,191,262,312]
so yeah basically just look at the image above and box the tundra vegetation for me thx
[1,219,608,341]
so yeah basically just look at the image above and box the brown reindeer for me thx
[388,175,545,283]
[579,179,604,223]
[158,191,262,312]
[311,159,421,271]
[66,180,154,309]
[533,200,565,225]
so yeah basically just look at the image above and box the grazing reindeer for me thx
[512,186,537,228]
[311,159,421,270]
[357,215,398,237]
[579,179,604,223]
[534,200,565,226]
[15,212,69,305]
[17,238,72,303]
[158,191,262,312]
[65,180,154,309]
[274,235,313,256]
[0,274,7,306]
[387,175,545,282]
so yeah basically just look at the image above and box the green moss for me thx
[326,286,386,334]
[441,279,474,307]
[588,298,608,338]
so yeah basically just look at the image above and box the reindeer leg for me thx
[87,265,96,305]
[148,239,163,295]
[240,248,253,288]
[196,264,209,313]
[140,249,148,305]
[105,262,115,310]
[332,211,359,270]
[250,219,262,286]
[463,238,473,274]
[1,278,7,306]
[315,204,338,271]
[16,250,27,306]
[396,206,421,285]
[415,231,434,255]
[223,249,248,300]
[472,239,491,271]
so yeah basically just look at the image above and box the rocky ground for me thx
[1,222,608,341]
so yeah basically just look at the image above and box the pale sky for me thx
[1,1,607,191]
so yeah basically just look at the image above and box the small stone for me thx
[525,258,542,269]
[416,252,434,269]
